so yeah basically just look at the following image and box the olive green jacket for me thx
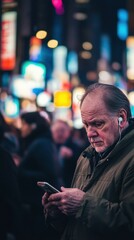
[60,128,134,240]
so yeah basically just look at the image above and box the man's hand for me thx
[42,192,60,217]
[42,187,85,216]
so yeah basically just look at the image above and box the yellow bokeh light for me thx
[47,39,58,48]
[36,30,47,39]
[127,68,134,80]
[82,42,93,50]
[126,36,134,48]
[80,51,92,59]
[54,91,72,107]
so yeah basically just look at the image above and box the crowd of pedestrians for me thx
[0,111,88,240]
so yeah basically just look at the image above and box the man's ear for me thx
[118,117,123,126]
[118,109,128,128]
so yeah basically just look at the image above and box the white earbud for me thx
[118,117,123,126]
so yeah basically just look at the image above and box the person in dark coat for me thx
[0,112,19,153]
[51,119,83,187]
[0,112,24,240]
[18,110,61,240]
[0,145,24,240]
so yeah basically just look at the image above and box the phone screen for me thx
[37,181,60,194]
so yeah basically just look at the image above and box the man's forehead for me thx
[82,92,104,103]
[81,110,109,120]
[81,101,110,120]
[81,98,107,112]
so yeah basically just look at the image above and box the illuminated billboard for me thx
[1,11,17,70]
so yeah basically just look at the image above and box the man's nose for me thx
[86,126,97,138]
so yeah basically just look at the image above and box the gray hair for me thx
[80,83,132,120]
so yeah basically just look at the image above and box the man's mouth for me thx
[90,141,103,146]
[90,140,101,143]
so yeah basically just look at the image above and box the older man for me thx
[42,83,134,240]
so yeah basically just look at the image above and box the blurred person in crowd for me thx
[42,83,134,240]
[51,119,83,187]
[72,127,89,151]
[0,113,19,163]
[18,111,61,240]
[0,114,24,240]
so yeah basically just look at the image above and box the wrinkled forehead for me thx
[81,92,106,109]
[80,93,109,119]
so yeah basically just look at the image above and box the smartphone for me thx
[37,181,60,194]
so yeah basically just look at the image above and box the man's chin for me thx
[91,142,105,153]
[94,146,106,153]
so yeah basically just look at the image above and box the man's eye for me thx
[94,122,104,128]
[83,121,104,129]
